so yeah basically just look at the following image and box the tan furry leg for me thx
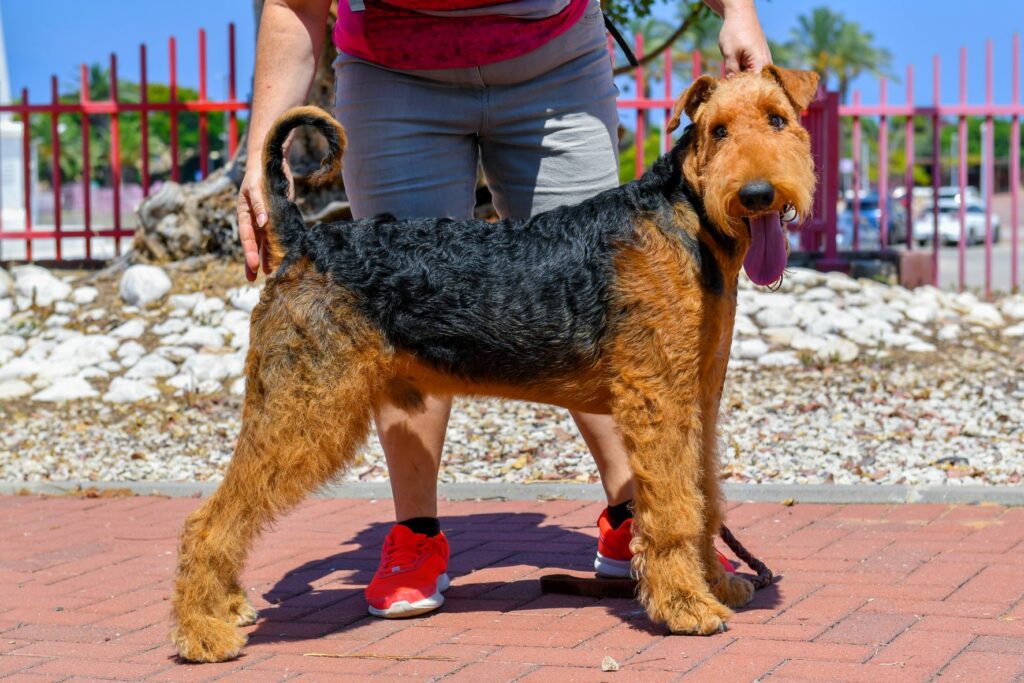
[171,276,388,663]
[700,293,754,608]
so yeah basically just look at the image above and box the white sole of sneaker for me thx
[367,572,451,619]
[594,553,634,579]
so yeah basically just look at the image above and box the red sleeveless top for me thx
[333,0,590,70]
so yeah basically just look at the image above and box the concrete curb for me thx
[2,480,1023,505]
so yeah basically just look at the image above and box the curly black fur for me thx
[265,113,722,384]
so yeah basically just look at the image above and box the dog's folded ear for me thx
[762,66,820,112]
[667,75,717,134]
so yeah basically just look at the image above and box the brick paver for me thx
[1,496,1024,681]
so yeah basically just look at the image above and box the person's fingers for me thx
[724,53,742,76]
[237,191,260,283]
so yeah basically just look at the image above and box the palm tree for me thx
[783,7,895,103]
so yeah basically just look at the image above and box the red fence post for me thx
[931,55,941,286]
[20,87,31,262]
[140,44,150,196]
[663,46,672,154]
[634,33,644,180]
[984,39,994,299]
[79,64,92,261]
[852,90,861,250]
[50,76,62,262]
[169,36,180,183]
[110,53,123,257]
[903,65,914,251]
[1012,33,1021,293]
[878,78,889,248]
[957,47,968,291]
[228,23,238,159]
[198,28,209,179]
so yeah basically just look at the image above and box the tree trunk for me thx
[132,1,347,264]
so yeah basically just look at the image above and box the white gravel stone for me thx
[802,287,836,301]
[230,377,246,395]
[755,306,795,328]
[758,351,800,367]
[76,367,109,380]
[155,346,197,363]
[167,373,222,395]
[125,354,178,380]
[762,326,802,346]
[790,333,829,352]
[964,303,1005,329]
[1002,297,1024,320]
[228,286,261,313]
[99,361,123,373]
[54,301,77,315]
[0,268,12,298]
[152,319,189,336]
[905,305,938,324]
[194,297,226,318]
[71,286,99,305]
[733,338,769,359]
[119,265,172,306]
[0,335,26,354]
[0,299,12,322]
[0,379,33,399]
[1003,324,1024,338]
[732,314,758,337]
[111,319,147,339]
[181,353,231,381]
[905,341,938,353]
[170,293,202,312]
[815,338,859,363]
[117,341,146,358]
[103,377,160,403]
[0,357,41,381]
[179,326,225,349]
[825,273,861,292]
[13,265,72,306]
[937,324,960,341]
[32,377,98,402]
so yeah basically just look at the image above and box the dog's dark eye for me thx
[712,125,728,140]
[768,113,786,130]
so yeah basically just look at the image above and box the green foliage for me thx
[775,7,895,103]
[618,129,666,184]
[28,63,246,186]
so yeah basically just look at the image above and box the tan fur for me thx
[171,68,818,661]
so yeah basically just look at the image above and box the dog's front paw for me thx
[664,594,732,636]
[711,573,755,608]
[172,616,247,663]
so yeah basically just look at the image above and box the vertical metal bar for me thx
[692,50,701,80]
[984,39,994,298]
[1012,33,1020,292]
[958,46,967,291]
[663,46,672,153]
[50,76,62,261]
[879,78,889,248]
[852,91,861,250]
[904,65,914,250]
[198,28,209,178]
[21,88,32,262]
[110,53,122,256]
[140,44,150,196]
[634,32,644,179]
[169,36,180,183]
[80,64,92,261]
[932,54,941,286]
[228,23,238,159]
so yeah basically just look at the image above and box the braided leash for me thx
[719,524,774,589]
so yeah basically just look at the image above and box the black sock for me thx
[398,516,441,537]
[606,500,633,529]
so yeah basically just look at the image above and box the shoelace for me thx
[379,536,425,574]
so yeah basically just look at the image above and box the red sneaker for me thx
[595,508,738,578]
[595,508,634,578]
[365,525,450,618]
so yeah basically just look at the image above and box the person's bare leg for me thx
[571,411,635,506]
[376,395,452,521]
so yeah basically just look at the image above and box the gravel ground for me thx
[1,258,1022,487]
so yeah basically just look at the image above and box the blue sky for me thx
[2,0,1021,106]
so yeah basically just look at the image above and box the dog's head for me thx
[667,66,819,286]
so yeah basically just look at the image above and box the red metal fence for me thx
[614,33,1023,295]
[0,24,244,262]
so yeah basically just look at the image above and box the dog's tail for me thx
[261,105,347,268]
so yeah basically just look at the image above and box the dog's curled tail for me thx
[261,105,347,267]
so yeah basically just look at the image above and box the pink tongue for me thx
[744,213,788,286]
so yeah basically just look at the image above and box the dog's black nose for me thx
[738,181,775,211]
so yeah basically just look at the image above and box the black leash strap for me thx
[603,13,639,68]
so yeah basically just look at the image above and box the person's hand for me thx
[718,2,772,74]
[237,158,292,282]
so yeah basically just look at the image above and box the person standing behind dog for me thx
[237,0,771,618]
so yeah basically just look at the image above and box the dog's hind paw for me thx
[663,595,733,636]
[226,593,259,627]
[712,573,755,608]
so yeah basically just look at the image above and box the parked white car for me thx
[912,200,1001,246]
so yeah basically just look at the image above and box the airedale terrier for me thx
[171,65,819,662]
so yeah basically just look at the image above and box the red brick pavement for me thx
[1,496,1023,681]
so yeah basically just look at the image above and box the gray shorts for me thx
[332,0,619,221]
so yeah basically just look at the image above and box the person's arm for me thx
[702,0,771,74]
[238,0,333,282]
